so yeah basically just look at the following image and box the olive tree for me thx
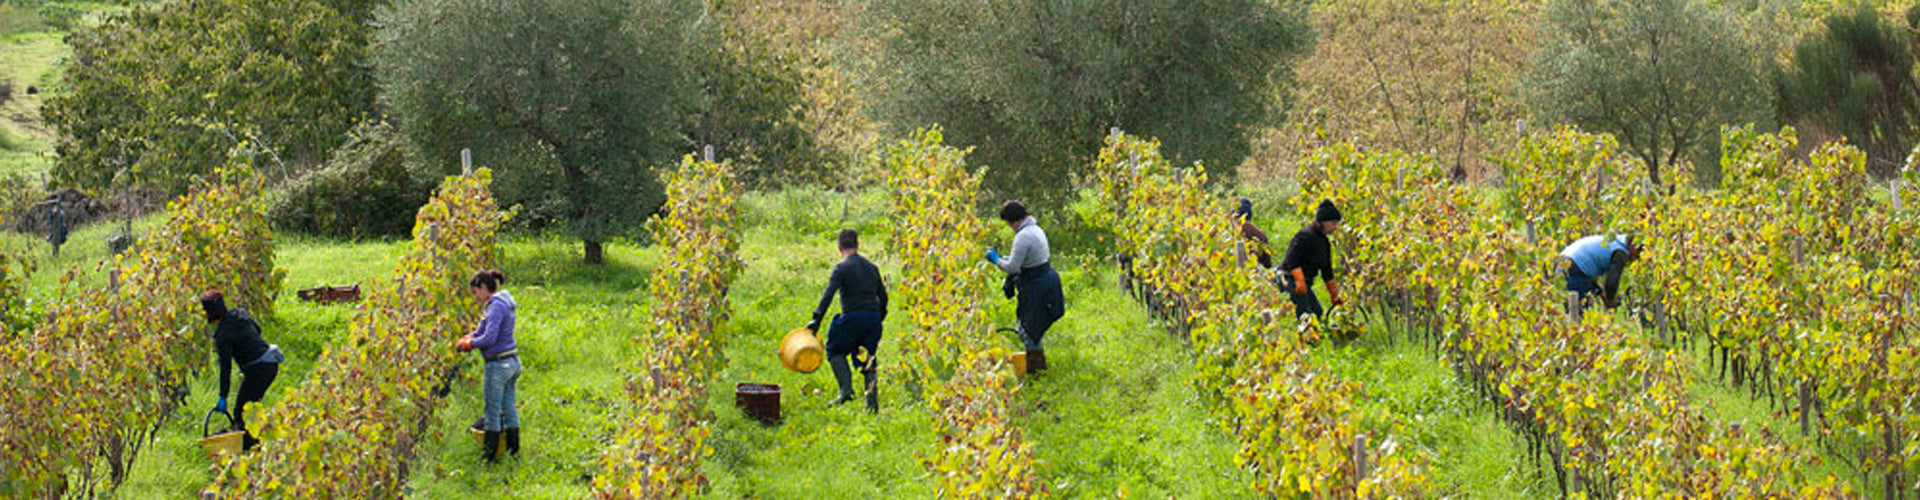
[376,0,705,263]
[865,0,1312,206]
[1525,0,1771,186]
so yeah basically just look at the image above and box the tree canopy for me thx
[865,0,1312,206]
[44,0,374,195]
[376,0,706,262]
[1525,0,1772,185]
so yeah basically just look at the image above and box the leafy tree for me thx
[1525,0,1771,185]
[43,0,374,195]
[376,0,706,263]
[865,0,1311,206]
[1775,3,1920,174]
[688,8,835,188]
[1267,0,1538,183]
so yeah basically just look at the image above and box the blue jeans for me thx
[482,356,522,432]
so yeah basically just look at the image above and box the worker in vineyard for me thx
[45,198,67,258]
[986,200,1065,374]
[1235,197,1273,269]
[202,290,283,451]
[456,270,520,462]
[1558,234,1642,315]
[1279,200,1344,318]
[805,229,888,413]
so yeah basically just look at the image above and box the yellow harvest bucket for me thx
[1009,352,1028,375]
[780,328,825,374]
[198,409,245,459]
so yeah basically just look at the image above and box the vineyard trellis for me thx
[0,171,281,499]
[883,128,1047,498]
[1297,126,1868,497]
[594,153,743,499]
[205,169,503,498]
[1635,126,1920,499]
[1088,130,1432,498]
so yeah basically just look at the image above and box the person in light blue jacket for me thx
[457,269,519,462]
[1559,235,1642,315]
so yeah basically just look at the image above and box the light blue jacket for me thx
[1560,235,1629,278]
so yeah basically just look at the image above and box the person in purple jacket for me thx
[456,269,519,462]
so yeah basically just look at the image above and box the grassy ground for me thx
[0,30,67,178]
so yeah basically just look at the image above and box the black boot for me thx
[505,428,520,456]
[1029,350,1047,374]
[828,355,856,407]
[862,370,879,413]
[469,416,485,433]
[241,431,260,451]
[482,431,501,463]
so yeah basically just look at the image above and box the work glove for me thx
[214,397,228,413]
[985,248,1002,265]
[1290,269,1310,295]
[456,336,475,352]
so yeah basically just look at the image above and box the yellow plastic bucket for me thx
[780,328,825,373]
[198,409,245,459]
[1010,352,1028,375]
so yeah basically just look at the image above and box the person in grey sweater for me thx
[985,200,1065,374]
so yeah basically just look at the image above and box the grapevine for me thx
[883,128,1046,499]
[594,154,743,499]
[1088,130,1434,498]
[0,170,281,498]
[205,169,502,498]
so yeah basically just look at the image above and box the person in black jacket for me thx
[806,229,888,412]
[1235,197,1273,269]
[202,290,283,450]
[1279,200,1344,319]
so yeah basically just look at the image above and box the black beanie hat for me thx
[1236,198,1253,219]
[200,292,227,323]
[1315,199,1342,223]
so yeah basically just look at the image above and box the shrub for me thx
[268,122,432,238]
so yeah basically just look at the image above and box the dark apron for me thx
[1006,262,1065,350]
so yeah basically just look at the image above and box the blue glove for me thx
[214,397,228,413]
[985,248,1002,265]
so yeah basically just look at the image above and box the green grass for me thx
[0,31,70,178]
[1014,258,1256,498]
[1314,331,1558,497]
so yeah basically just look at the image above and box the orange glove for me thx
[1328,281,1344,307]
[1290,268,1309,295]
[456,336,474,352]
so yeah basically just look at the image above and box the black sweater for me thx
[1279,225,1336,287]
[214,308,270,398]
[812,253,889,322]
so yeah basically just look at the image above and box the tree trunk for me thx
[584,239,604,264]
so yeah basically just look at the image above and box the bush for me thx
[268,122,431,239]
[1775,4,1920,175]
[44,0,374,195]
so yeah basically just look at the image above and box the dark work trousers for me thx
[1290,290,1324,319]
[825,311,883,399]
[234,361,279,433]
[1013,263,1066,351]
[826,311,884,371]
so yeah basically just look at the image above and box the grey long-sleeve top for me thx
[993,217,1051,274]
